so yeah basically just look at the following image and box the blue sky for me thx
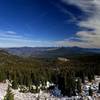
[0,0,100,48]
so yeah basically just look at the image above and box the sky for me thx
[0,0,100,48]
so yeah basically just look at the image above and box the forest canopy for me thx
[0,50,99,96]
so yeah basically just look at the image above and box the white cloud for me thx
[58,0,100,48]
[62,0,95,13]
[0,30,55,47]
[6,31,16,34]
[53,2,77,23]
[0,30,23,40]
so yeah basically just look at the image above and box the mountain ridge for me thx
[1,46,99,58]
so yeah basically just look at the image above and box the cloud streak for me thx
[0,30,55,47]
[58,0,100,48]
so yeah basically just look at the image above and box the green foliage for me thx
[12,80,18,89]
[76,79,82,93]
[98,83,100,92]
[4,86,14,100]
[89,87,93,96]
[0,50,99,96]
[19,85,29,93]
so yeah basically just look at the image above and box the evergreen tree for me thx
[98,82,100,92]
[89,87,93,96]
[12,80,18,89]
[88,74,94,82]
[77,79,82,94]
[81,73,85,83]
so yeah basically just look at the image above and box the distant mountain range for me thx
[1,47,100,58]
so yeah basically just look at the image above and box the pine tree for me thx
[81,73,85,83]
[98,82,100,92]
[89,87,93,96]
[12,80,18,89]
[77,79,81,93]
[88,74,94,82]
[12,72,18,89]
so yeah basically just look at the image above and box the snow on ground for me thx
[0,81,96,100]
[12,89,61,100]
[12,90,81,100]
[0,82,8,100]
[11,88,81,100]
[0,77,100,100]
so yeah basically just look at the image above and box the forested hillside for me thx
[0,49,100,96]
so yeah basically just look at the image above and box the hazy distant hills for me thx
[2,47,99,58]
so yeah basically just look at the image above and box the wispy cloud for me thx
[57,0,100,48]
[0,31,22,39]
[6,31,17,35]
[0,30,55,47]
[49,0,77,23]
[57,4,77,23]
